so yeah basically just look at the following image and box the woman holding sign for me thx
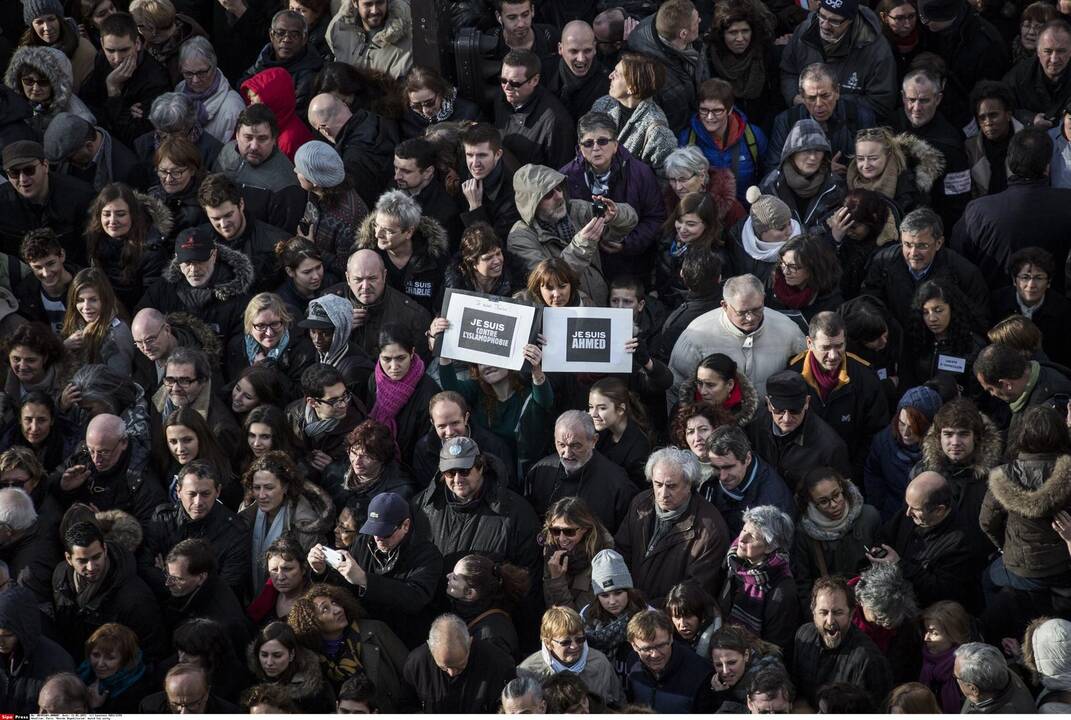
[442,222,513,299]
[520,258,588,308]
[367,324,440,461]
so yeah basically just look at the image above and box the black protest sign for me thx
[566,317,612,363]
[457,308,517,358]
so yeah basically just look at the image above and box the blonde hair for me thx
[242,293,293,335]
[540,607,584,642]
[128,0,176,29]
[855,127,906,173]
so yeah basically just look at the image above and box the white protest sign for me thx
[541,307,633,373]
[439,289,536,370]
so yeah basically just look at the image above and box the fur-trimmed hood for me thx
[4,45,74,109]
[292,480,335,536]
[94,509,144,553]
[166,311,223,364]
[247,644,330,701]
[894,133,945,194]
[161,242,255,300]
[352,212,449,263]
[136,190,175,239]
[988,454,1071,518]
[678,371,759,426]
[920,414,1002,477]
[333,0,411,48]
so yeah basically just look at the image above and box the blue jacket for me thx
[864,426,922,522]
[626,641,716,713]
[678,109,767,201]
[700,456,797,538]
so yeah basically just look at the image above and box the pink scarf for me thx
[370,353,426,450]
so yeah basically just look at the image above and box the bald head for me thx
[346,249,387,306]
[87,414,124,443]
[593,8,625,44]
[560,21,597,77]
[904,471,951,527]
[131,308,174,362]
[85,414,127,472]
[308,93,351,142]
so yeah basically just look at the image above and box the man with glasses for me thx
[561,111,665,280]
[327,0,413,79]
[130,307,222,395]
[746,370,851,490]
[149,346,241,453]
[954,642,1037,713]
[493,49,575,169]
[624,609,716,712]
[289,364,367,477]
[307,92,397,208]
[241,9,323,115]
[670,273,806,399]
[41,111,149,192]
[56,414,166,527]
[0,140,96,263]
[779,0,896,119]
[139,662,239,713]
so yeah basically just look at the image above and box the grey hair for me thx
[501,670,544,704]
[428,614,470,648]
[555,410,596,440]
[900,207,944,240]
[740,505,794,552]
[271,9,308,32]
[645,446,702,488]
[903,67,944,93]
[178,36,217,72]
[853,562,918,627]
[723,274,765,303]
[576,111,617,141]
[166,347,210,382]
[149,92,197,133]
[954,643,1009,692]
[71,365,139,414]
[373,190,422,230]
[707,424,751,462]
[0,488,36,533]
[663,146,709,179]
[798,63,836,92]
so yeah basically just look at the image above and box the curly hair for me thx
[241,683,299,713]
[344,419,395,463]
[288,583,363,647]
[854,563,918,628]
[906,279,978,359]
[708,0,774,51]
[241,450,304,502]
[670,401,735,449]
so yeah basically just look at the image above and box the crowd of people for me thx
[1,0,1071,713]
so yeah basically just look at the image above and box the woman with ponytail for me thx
[445,553,530,661]
[587,377,651,491]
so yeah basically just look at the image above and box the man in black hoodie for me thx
[0,586,73,713]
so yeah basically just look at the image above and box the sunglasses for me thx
[549,526,581,538]
[443,467,473,478]
[499,76,531,89]
[580,137,615,148]
[6,164,38,180]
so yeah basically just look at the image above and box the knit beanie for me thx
[294,140,345,188]
[590,549,633,595]
[746,186,792,236]
[897,385,942,422]
[23,0,64,24]
[820,0,859,19]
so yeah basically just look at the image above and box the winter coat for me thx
[332,108,398,208]
[493,86,575,170]
[412,424,516,491]
[51,543,168,662]
[652,290,721,364]
[590,95,678,175]
[542,527,613,613]
[212,140,301,194]
[353,212,449,314]
[53,442,166,528]
[88,191,171,312]
[1050,125,1071,189]
[544,56,611,125]
[0,587,73,713]
[614,490,730,606]
[595,421,650,492]
[766,99,876,171]
[520,645,625,706]
[792,623,894,707]
[404,638,516,713]
[952,179,1071,293]
[718,553,799,650]
[1006,363,1071,441]
[961,669,1038,713]
[759,125,846,230]
[300,187,369,278]
[140,692,240,713]
[239,480,335,557]
[981,454,1071,579]
[161,573,252,661]
[560,145,667,279]
[459,161,522,243]
[150,378,243,461]
[240,67,313,161]
[624,641,717,712]
[1004,56,1071,123]
[747,406,853,491]
[700,455,796,538]
[525,451,635,534]
[991,287,1071,366]
[725,215,801,284]
[889,108,972,230]
[966,118,1025,198]
[847,132,945,214]
[0,171,96,261]
[669,307,807,399]
[0,506,63,605]
[314,618,409,708]
[146,501,251,601]
[322,281,432,360]
[779,7,897,119]
[178,68,245,144]
[865,426,923,522]
[136,242,255,345]
[147,176,205,241]
[3,46,95,135]
[860,244,991,335]
[678,108,768,200]
[0,86,35,151]
[241,44,324,115]
[321,459,417,520]
[79,48,171,147]
[285,397,367,470]
[792,483,882,612]
[508,164,638,306]
[248,645,335,713]
[400,90,481,140]
[364,373,439,462]
[326,0,413,78]
[623,14,710,133]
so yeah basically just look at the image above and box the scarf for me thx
[585,610,634,653]
[726,549,791,636]
[647,501,689,556]
[432,88,458,124]
[807,352,840,400]
[719,460,757,502]
[847,153,902,200]
[709,46,766,100]
[370,353,426,444]
[78,650,146,698]
[781,159,828,199]
[322,622,364,684]
[722,381,743,412]
[773,272,816,310]
[920,645,964,714]
[799,482,864,541]
[740,218,787,262]
[541,640,590,674]
[252,504,289,589]
[180,68,223,129]
[1010,360,1041,413]
[851,606,896,652]
[245,331,290,365]
[303,401,341,440]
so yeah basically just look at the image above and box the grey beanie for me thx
[42,111,92,163]
[745,186,792,235]
[295,140,345,188]
[590,549,633,595]
[23,0,64,24]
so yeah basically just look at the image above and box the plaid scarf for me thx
[726,548,791,636]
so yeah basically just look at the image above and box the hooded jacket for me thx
[28,17,97,91]
[1032,618,1071,711]
[779,7,897,118]
[758,119,846,229]
[0,587,74,713]
[177,68,246,144]
[590,95,678,176]
[240,68,313,162]
[242,44,324,115]
[290,294,374,392]
[847,132,945,215]
[326,0,413,79]
[353,213,449,314]
[981,454,1071,578]
[766,98,877,171]
[3,46,95,135]
[248,645,336,713]
[623,14,710,133]
[137,242,254,345]
[508,164,638,306]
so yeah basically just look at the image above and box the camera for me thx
[591,199,607,218]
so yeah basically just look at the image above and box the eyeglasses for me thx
[902,241,933,251]
[133,328,164,348]
[19,76,48,88]
[698,106,727,119]
[163,375,200,387]
[769,405,804,417]
[252,320,284,334]
[579,137,615,148]
[1016,273,1049,284]
[0,477,29,489]
[156,166,189,180]
[6,164,38,181]
[550,636,586,648]
[499,76,532,89]
[813,489,843,509]
[780,261,803,274]
[181,67,213,81]
[314,391,351,408]
[725,302,764,320]
[168,694,208,711]
[86,439,122,461]
[886,11,916,23]
[549,526,581,538]
[270,27,305,39]
[817,11,848,27]
[633,639,672,655]
[409,96,439,112]
[442,467,473,478]
[372,221,404,239]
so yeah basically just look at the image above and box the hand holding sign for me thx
[439,290,536,370]
[541,307,633,373]
[523,343,545,383]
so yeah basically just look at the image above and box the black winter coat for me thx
[524,450,634,534]
[0,85,36,147]
[1,514,63,605]
[412,425,517,491]
[1007,362,1071,441]
[53,444,167,528]
[595,421,650,492]
[792,623,893,707]
[365,374,439,462]
[404,638,516,713]
[206,217,290,292]
[991,287,1071,366]
[324,283,433,361]
[162,573,252,659]
[0,172,96,262]
[624,15,709,133]
[1004,56,1071,123]
[746,408,852,491]
[145,502,251,601]
[335,110,398,208]
[492,86,575,169]
[458,162,522,243]
[320,459,418,521]
[0,587,73,713]
[757,167,846,230]
[79,51,171,146]
[889,109,971,229]
[624,641,717,713]
[701,456,797,538]
[544,57,611,125]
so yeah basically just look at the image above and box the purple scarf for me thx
[180,68,223,128]
[726,546,792,636]
[370,353,426,450]
[919,645,964,714]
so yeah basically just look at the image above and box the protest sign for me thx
[541,307,633,373]
[439,289,536,370]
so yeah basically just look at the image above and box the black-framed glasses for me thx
[252,320,284,334]
[1015,273,1048,284]
[6,164,39,181]
[19,76,49,88]
[580,137,615,148]
[814,489,843,509]
[156,166,189,180]
[698,106,727,119]
[163,375,200,387]
[633,639,672,655]
[409,96,439,112]
[181,67,213,82]
[315,391,351,408]
[270,27,305,40]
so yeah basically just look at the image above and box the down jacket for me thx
[353,212,449,315]
[239,480,335,558]
[326,0,413,78]
[847,132,945,215]
[590,95,678,176]
[3,46,95,135]
[981,454,1071,579]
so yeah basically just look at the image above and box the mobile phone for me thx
[72,447,91,468]
[591,198,607,218]
[864,544,887,559]
[323,548,343,568]
[1051,393,1070,417]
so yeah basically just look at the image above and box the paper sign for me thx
[937,354,967,374]
[439,289,536,370]
[541,307,633,373]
